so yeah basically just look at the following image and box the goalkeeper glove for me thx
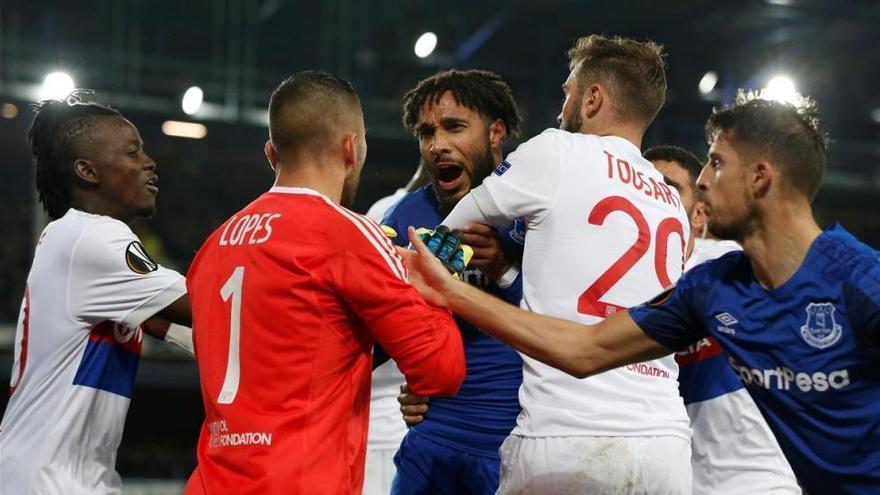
[414,226,474,280]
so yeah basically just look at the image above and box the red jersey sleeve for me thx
[329,214,465,396]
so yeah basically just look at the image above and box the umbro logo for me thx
[125,241,158,274]
[714,312,738,336]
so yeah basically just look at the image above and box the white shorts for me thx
[362,446,398,495]
[497,435,692,495]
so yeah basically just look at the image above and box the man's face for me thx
[558,67,584,133]
[341,118,367,209]
[86,116,158,222]
[697,131,757,241]
[417,91,496,214]
[651,159,697,214]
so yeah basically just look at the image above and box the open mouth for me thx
[145,176,159,193]
[435,163,464,191]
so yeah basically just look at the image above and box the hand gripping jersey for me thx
[444,129,691,439]
[631,225,880,494]
[676,238,799,494]
[382,185,524,457]
[184,187,465,495]
[1,208,186,495]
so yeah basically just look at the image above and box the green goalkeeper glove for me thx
[414,226,474,280]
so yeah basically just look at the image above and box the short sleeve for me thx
[844,260,880,348]
[475,128,563,224]
[69,220,186,328]
[629,272,706,351]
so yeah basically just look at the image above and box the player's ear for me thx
[264,140,278,172]
[691,201,708,233]
[752,160,773,198]
[582,83,603,119]
[73,158,99,185]
[488,118,507,149]
[341,132,358,170]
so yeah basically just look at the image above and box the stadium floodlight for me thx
[162,120,207,139]
[698,71,718,95]
[182,86,204,115]
[763,75,799,105]
[871,108,880,124]
[39,72,75,101]
[1,103,18,119]
[414,32,438,58]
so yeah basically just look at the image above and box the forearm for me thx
[443,280,594,376]
[443,280,669,378]
[442,188,509,230]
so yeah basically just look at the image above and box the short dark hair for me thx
[27,90,121,219]
[269,70,361,159]
[643,145,703,183]
[567,34,667,128]
[402,69,521,139]
[706,91,829,200]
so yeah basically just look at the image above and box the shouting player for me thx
[184,71,465,495]
[405,93,880,494]
[383,69,524,495]
[1,92,192,494]
[647,145,799,493]
[439,35,693,492]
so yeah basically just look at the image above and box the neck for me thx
[740,199,822,289]
[583,120,643,149]
[273,158,344,204]
[71,195,133,224]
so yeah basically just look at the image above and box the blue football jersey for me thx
[630,224,880,494]
[382,185,524,456]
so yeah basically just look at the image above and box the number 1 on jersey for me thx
[218,266,244,404]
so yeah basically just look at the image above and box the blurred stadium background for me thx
[1,0,879,491]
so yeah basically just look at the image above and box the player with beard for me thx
[404,93,880,494]
[184,71,465,495]
[438,35,694,493]
[379,69,524,495]
[647,145,799,494]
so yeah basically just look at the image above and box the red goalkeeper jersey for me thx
[184,187,465,495]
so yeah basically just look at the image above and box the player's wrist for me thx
[493,264,520,289]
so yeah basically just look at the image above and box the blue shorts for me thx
[391,429,500,495]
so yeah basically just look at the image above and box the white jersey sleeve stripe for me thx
[323,199,407,282]
[351,213,408,281]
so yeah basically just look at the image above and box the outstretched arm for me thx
[403,227,671,378]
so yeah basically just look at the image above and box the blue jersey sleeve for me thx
[844,257,880,348]
[629,271,707,351]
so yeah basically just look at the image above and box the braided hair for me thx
[27,90,120,219]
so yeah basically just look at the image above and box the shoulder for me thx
[71,211,138,256]
[382,186,437,224]
[817,225,880,299]
[682,249,748,288]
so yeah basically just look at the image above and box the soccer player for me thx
[404,93,880,494]
[438,35,693,492]
[183,71,466,495]
[363,157,429,495]
[0,92,192,494]
[382,69,525,495]
[647,145,799,493]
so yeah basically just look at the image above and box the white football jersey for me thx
[446,129,691,439]
[0,208,186,495]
